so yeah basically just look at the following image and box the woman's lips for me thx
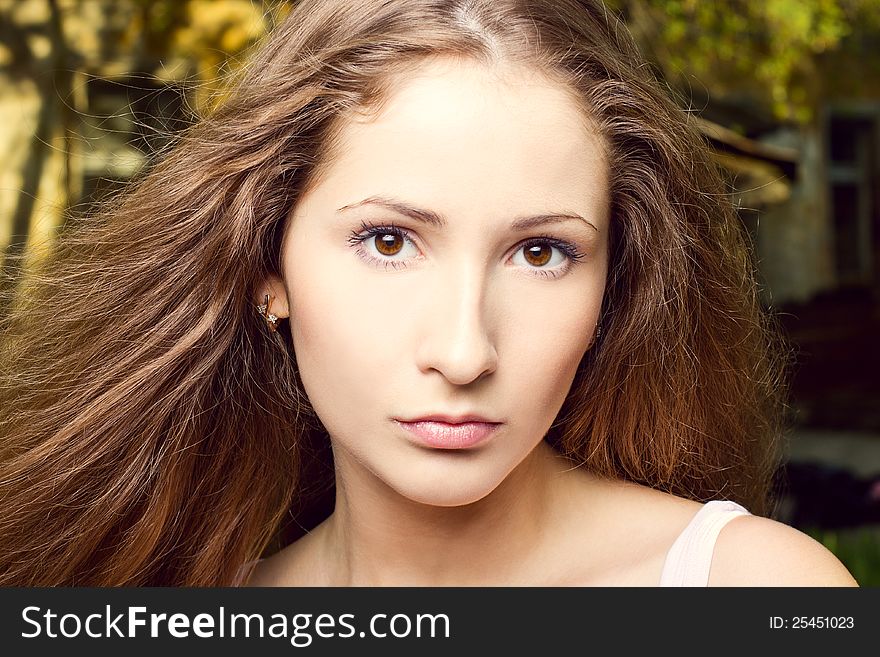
[394,419,501,449]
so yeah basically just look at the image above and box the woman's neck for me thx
[315,440,593,586]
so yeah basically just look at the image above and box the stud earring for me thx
[257,293,278,332]
[591,322,602,347]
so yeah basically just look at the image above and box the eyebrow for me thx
[336,196,598,233]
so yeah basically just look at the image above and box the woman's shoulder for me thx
[581,474,709,537]
[579,477,857,586]
[557,475,711,585]
[708,513,858,586]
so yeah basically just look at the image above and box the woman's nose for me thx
[414,267,498,386]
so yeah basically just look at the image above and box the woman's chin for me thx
[386,469,506,508]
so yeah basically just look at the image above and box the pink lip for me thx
[394,418,501,449]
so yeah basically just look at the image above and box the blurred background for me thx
[1,0,878,583]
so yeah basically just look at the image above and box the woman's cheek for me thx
[511,286,599,407]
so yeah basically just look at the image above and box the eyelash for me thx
[345,220,587,279]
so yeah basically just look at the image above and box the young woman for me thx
[0,0,858,586]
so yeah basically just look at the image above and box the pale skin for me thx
[251,57,858,587]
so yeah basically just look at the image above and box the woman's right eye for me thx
[347,222,421,269]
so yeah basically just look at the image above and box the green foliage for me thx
[609,0,880,122]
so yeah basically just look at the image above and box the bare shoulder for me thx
[570,474,857,587]
[709,514,859,587]
[559,474,710,585]
[582,474,708,536]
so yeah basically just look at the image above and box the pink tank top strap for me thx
[659,500,751,587]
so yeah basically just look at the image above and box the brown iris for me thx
[524,244,552,267]
[375,233,404,256]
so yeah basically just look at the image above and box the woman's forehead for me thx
[302,57,609,228]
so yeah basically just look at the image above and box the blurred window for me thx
[827,114,877,286]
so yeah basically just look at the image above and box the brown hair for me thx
[0,0,785,585]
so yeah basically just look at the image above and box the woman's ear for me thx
[258,275,290,319]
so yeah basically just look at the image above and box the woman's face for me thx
[270,58,609,507]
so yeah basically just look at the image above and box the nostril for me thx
[416,335,498,386]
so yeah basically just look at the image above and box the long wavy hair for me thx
[0,0,786,585]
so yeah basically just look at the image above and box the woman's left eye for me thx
[510,237,587,278]
[511,240,576,271]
